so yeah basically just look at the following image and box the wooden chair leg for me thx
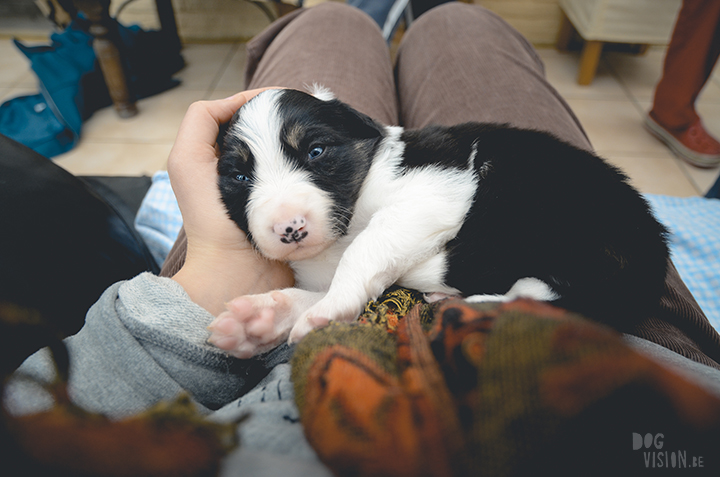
[73,0,138,118]
[577,40,603,86]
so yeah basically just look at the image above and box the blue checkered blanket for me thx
[133,173,720,331]
[134,171,182,268]
[645,194,720,332]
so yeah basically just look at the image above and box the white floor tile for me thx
[54,140,172,176]
[80,88,207,142]
[0,41,34,87]
[536,48,627,100]
[677,161,720,196]
[565,98,669,154]
[174,43,236,91]
[0,85,37,102]
[212,45,247,93]
[206,89,240,101]
[695,101,720,141]
[599,152,700,197]
[603,48,666,103]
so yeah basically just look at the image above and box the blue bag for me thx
[0,18,183,158]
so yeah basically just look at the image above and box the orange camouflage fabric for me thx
[291,291,720,476]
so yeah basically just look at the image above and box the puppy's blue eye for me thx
[308,145,324,160]
[235,174,250,182]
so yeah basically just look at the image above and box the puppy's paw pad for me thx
[208,335,241,353]
[208,312,246,349]
[209,311,245,335]
[208,292,299,358]
[245,308,280,344]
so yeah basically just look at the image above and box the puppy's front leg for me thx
[288,205,460,342]
[208,288,324,358]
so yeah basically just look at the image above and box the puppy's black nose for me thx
[274,216,308,244]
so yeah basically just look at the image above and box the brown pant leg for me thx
[395,3,720,368]
[650,0,720,131]
[246,2,398,125]
[159,227,186,277]
[160,3,398,277]
[395,3,591,150]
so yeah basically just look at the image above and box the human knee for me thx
[417,2,497,27]
[303,1,381,33]
[408,2,514,42]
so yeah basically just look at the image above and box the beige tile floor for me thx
[1,38,720,196]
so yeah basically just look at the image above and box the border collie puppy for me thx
[211,88,669,358]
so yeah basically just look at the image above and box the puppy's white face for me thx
[218,89,383,262]
[225,90,334,261]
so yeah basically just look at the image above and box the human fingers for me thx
[168,88,284,214]
[168,89,283,251]
[169,87,281,173]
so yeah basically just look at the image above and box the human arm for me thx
[5,91,296,417]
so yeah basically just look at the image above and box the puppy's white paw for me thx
[465,277,559,304]
[287,298,358,344]
[288,315,329,344]
[208,291,297,359]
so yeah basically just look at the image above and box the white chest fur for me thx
[291,126,478,297]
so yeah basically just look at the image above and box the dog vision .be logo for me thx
[632,433,705,469]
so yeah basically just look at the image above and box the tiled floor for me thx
[1,36,720,196]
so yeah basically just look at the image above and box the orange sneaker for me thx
[645,115,720,168]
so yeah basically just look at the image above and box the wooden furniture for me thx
[67,0,296,118]
[557,0,682,85]
[67,0,181,118]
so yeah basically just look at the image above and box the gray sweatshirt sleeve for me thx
[8,271,720,477]
[5,272,332,475]
[5,272,292,418]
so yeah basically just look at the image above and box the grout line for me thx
[673,159,705,196]
[595,149,677,158]
[204,42,242,99]
[597,57,705,196]
[602,56,649,116]
[605,59,713,196]
[675,160,713,196]
[74,137,176,146]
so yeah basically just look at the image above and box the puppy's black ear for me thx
[335,101,384,140]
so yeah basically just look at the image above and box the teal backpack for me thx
[0,18,183,158]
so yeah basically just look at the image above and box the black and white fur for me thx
[212,88,669,358]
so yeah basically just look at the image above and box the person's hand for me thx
[169,90,294,316]
[168,90,259,257]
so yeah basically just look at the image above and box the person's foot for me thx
[644,115,720,168]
